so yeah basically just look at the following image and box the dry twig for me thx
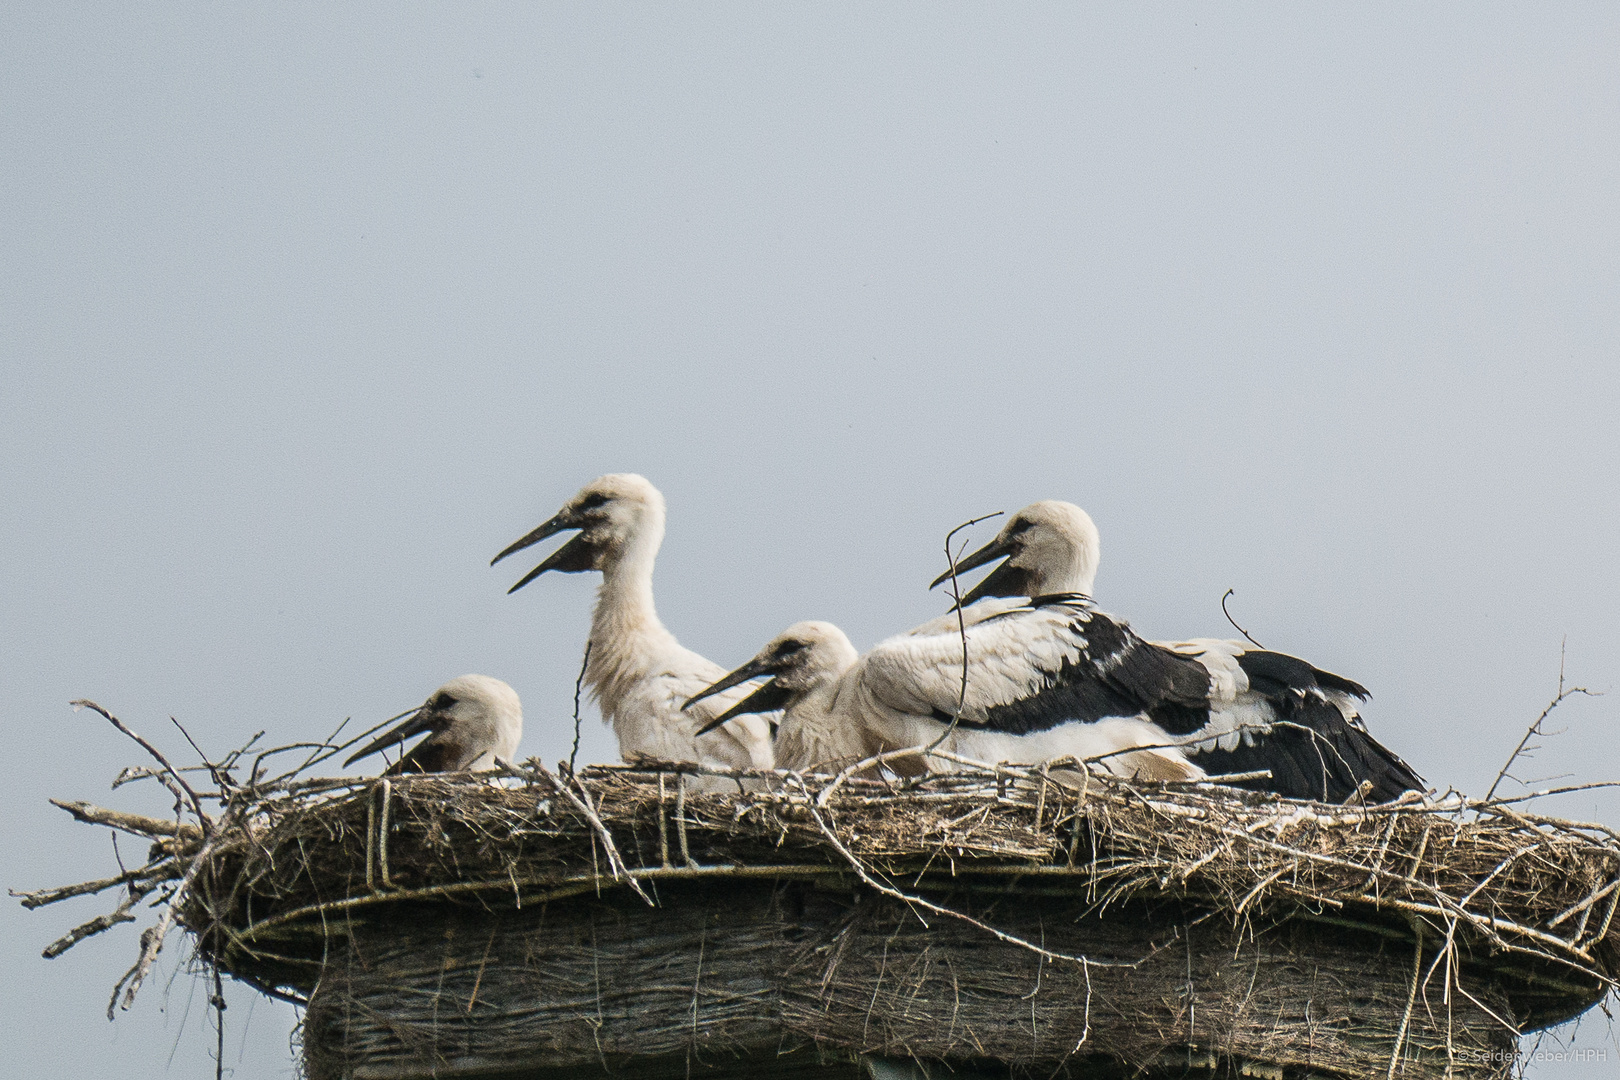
[1485,645,1599,803]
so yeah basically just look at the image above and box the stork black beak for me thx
[694,678,796,736]
[492,513,597,593]
[931,535,1032,608]
[955,559,1034,606]
[492,512,571,566]
[683,654,777,713]
[930,534,1014,591]
[930,534,1032,606]
[343,705,439,768]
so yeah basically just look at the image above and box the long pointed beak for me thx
[491,513,572,567]
[695,678,796,736]
[494,512,600,593]
[930,535,1013,590]
[954,558,1032,606]
[683,655,777,712]
[343,706,438,768]
[504,533,597,593]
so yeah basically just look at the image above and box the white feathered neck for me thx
[580,493,697,718]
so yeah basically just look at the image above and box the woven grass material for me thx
[164,760,1620,1079]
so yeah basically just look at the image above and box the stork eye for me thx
[1009,519,1035,535]
[432,694,458,710]
[578,493,610,512]
[776,641,807,657]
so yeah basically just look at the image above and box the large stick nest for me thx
[29,748,1620,1080]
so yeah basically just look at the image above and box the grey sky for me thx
[4,5,1617,1076]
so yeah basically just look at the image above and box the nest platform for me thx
[143,760,1619,1080]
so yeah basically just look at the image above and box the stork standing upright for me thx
[344,674,523,775]
[684,621,870,773]
[492,474,774,780]
[933,501,1426,802]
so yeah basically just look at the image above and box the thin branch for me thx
[50,800,203,841]
[170,716,228,793]
[211,965,225,1080]
[111,765,189,820]
[226,971,308,1009]
[1385,918,1425,1080]
[496,760,652,905]
[214,729,265,777]
[1220,589,1266,649]
[258,710,407,790]
[800,784,1139,969]
[42,893,146,959]
[11,864,175,910]
[923,511,1003,759]
[816,743,956,807]
[569,641,592,776]
[1484,644,1599,802]
[1549,876,1620,930]
[72,700,212,833]
[292,716,347,773]
[111,813,233,1013]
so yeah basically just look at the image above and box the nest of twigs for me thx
[19,703,1620,1080]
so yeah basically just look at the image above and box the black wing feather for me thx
[967,604,1214,737]
[1193,654,1423,802]
[1077,613,1212,731]
[1234,650,1370,701]
[924,601,1422,803]
[973,664,1154,735]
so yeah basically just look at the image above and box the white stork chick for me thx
[847,599,1207,783]
[931,500,1101,604]
[344,674,522,775]
[491,474,774,782]
[684,621,870,773]
[934,501,1425,802]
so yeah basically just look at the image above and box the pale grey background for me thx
[4,4,1617,1076]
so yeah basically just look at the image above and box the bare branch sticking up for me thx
[922,511,1003,761]
[569,641,592,776]
[1220,589,1266,650]
[1484,643,1600,803]
[71,700,212,833]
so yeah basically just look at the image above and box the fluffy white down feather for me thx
[343,674,523,776]
[763,623,869,773]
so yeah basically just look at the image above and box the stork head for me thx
[930,500,1100,603]
[492,473,666,592]
[683,621,857,735]
[343,674,523,773]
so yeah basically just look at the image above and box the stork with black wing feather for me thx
[931,502,1425,802]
